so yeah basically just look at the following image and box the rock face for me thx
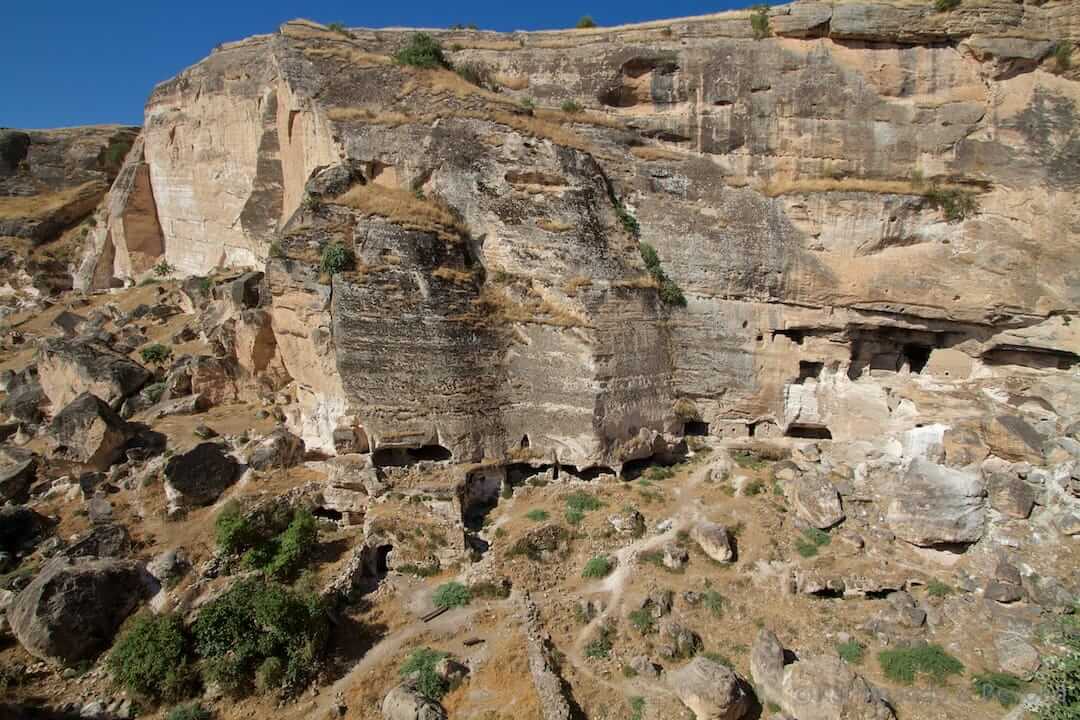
[751,629,895,720]
[9,557,149,665]
[885,459,986,547]
[75,1,1079,468]
[37,337,151,411]
[47,393,134,469]
[247,426,305,470]
[790,473,845,529]
[0,447,37,503]
[381,684,446,720]
[163,442,240,509]
[667,655,751,720]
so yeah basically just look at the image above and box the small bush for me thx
[629,696,645,720]
[269,241,285,259]
[972,672,1023,707]
[395,33,449,69]
[582,556,613,578]
[264,510,318,580]
[616,202,640,237]
[1036,613,1079,720]
[731,450,767,470]
[924,184,977,221]
[456,63,495,89]
[584,626,614,658]
[166,704,211,720]
[326,22,351,36]
[102,140,133,170]
[154,260,175,277]
[140,343,172,365]
[750,5,770,39]
[927,579,953,598]
[108,613,195,702]
[214,500,254,555]
[795,526,830,558]
[646,465,675,482]
[520,97,536,110]
[397,563,439,578]
[432,581,472,609]
[525,509,549,522]
[934,0,961,11]
[837,640,865,665]
[561,99,583,114]
[639,242,686,307]
[628,608,656,635]
[1053,40,1073,72]
[566,491,602,513]
[878,644,964,685]
[470,580,511,599]
[744,479,766,496]
[703,590,725,618]
[255,656,285,694]
[565,509,585,525]
[576,16,597,29]
[401,647,450,699]
[142,382,167,404]
[320,243,355,275]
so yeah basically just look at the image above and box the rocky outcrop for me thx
[0,447,37,503]
[667,655,751,720]
[37,337,151,411]
[381,684,446,720]
[884,459,986,547]
[163,442,240,511]
[46,393,134,469]
[9,557,150,665]
[521,593,573,720]
[690,521,736,563]
[751,629,895,720]
[247,426,305,470]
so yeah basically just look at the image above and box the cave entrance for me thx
[372,444,453,467]
[902,344,932,374]
[683,420,710,437]
[797,361,824,383]
[785,424,833,440]
[373,544,393,578]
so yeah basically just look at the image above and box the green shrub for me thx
[646,465,675,481]
[731,450,767,470]
[616,202,640,237]
[255,656,285,694]
[566,490,602,513]
[1053,41,1073,72]
[639,242,686,307]
[927,579,953,598]
[142,382,167,404]
[264,510,318,580]
[582,556,613,578]
[629,696,645,720]
[140,343,172,365]
[565,509,585,525]
[166,704,211,720]
[703,590,725,618]
[395,33,449,69]
[924,184,977,221]
[108,613,196,701]
[154,260,175,277]
[192,578,328,695]
[432,581,472,609]
[972,671,1023,707]
[320,243,355,275]
[934,0,961,11]
[744,479,766,496]
[1036,613,1080,720]
[584,626,613,658]
[269,240,285,259]
[520,97,536,110]
[561,99,583,114]
[576,16,597,29]
[837,640,865,665]
[456,63,494,89]
[750,5,770,39]
[102,139,132,170]
[878,644,964,685]
[215,500,255,555]
[525,509,549,522]
[326,22,351,36]
[629,608,656,635]
[470,580,511,599]
[400,647,450,699]
[794,527,830,558]
[397,563,439,578]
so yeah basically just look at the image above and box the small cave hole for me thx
[683,420,710,437]
[797,361,824,383]
[785,424,833,440]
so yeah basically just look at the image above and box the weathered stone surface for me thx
[885,459,986,547]
[790,473,845,529]
[984,415,1046,464]
[690,521,736,563]
[163,442,240,509]
[0,446,37,503]
[0,505,49,555]
[751,629,895,720]
[668,655,750,720]
[37,337,151,410]
[247,426,305,470]
[381,683,447,720]
[9,557,150,665]
[47,393,134,470]
[1,366,45,425]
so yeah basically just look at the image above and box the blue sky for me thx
[4,0,755,129]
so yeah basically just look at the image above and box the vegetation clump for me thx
[1035,612,1079,719]
[432,581,472,609]
[878,643,964,685]
[972,672,1023,708]
[837,640,865,665]
[924,184,977,222]
[795,527,831,558]
[108,613,196,702]
[576,16,597,29]
[214,502,318,581]
[750,5,770,39]
[395,33,450,69]
[561,99,583,114]
[927,579,953,598]
[140,343,172,366]
[1053,40,1073,72]
[320,242,355,275]
[639,242,687,307]
[166,704,212,720]
[934,0,961,12]
[582,555,613,578]
[585,625,614,658]
[628,608,656,635]
[525,509,550,522]
[153,260,175,277]
[400,647,451,699]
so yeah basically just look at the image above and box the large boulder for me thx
[0,505,49,555]
[667,655,751,720]
[9,557,151,665]
[983,415,1046,464]
[46,393,134,469]
[690,521,736,563]
[790,473,845,529]
[0,366,46,425]
[0,446,37,503]
[751,629,894,720]
[884,459,986,547]
[37,337,151,410]
[381,683,447,720]
[163,442,240,510]
[247,427,305,470]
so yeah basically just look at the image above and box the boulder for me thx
[247,427,305,470]
[163,442,239,510]
[0,366,45,425]
[995,635,1040,680]
[751,629,895,720]
[690,521,736,563]
[661,542,689,570]
[609,508,646,538]
[668,655,751,720]
[9,557,151,665]
[0,446,37,503]
[660,620,702,659]
[37,337,150,410]
[381,683,447,720]
[983,415,1046,464]
[65,524,133,559]
[189,355,239,406]
[47,393,134,470]
[790,473,845,529]
[0,505,49,555]
[988,473,1037,519]
[884,459,986,547]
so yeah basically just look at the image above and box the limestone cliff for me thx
[79,0,1079,470]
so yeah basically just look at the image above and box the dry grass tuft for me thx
[334,184,466,241]
[302,46,391,67]
[325,107,415,125]
[631,145,687,161]
[760,177,927,197]
[535,107,624,130]
[612,274,659,290]
[432,266,475,284]
[475,282,590,328]
[494,73,530,90]
[562,275,593,296]
[537,219,573,233]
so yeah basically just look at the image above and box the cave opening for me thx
[683,420,710,436]
[902,344,932,374]
[785,424,833,440]
[373,544,393,578]
[372,444,453,467]
[797,361,824,383]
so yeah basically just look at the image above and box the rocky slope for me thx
[0,1,1078,720]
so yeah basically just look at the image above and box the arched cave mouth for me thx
[683,420,710,437]
[785,424,833,440]
[372,444,453,467]
[372,544,393,578]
